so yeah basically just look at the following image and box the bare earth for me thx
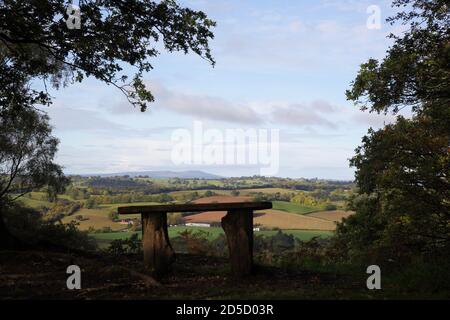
[185,196,347,230]
[306,210,354,223]
[186,209,337,231]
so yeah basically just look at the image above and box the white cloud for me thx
[271,101,338,128]
[110,80,265,125]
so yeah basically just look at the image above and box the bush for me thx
[167,212,185,226]
[108,210,119,221]
[204,190,216,197]
[43,201,82,222]
[105,233,142,256]
[178,229,213,255]
[3,203,97,252]
[39,221,97,252]
[230,190,240,196]
[85,197,98,209]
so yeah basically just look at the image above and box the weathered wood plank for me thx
[118,201,272,214]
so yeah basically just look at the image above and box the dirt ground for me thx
[0,250,368,300]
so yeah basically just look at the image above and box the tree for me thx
[0,0,216,111]
[204,190,215,197]
[167,212,185,226]
[291,193,318,207]
[346,0,449,115]
[0,0,215,247]
[0,103,68,247]
[337,0,450,261]
[84,197,98,209]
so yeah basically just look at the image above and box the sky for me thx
[41,0,409,180]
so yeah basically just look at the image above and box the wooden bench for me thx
[118,202,272,277]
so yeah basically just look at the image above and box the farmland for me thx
[272,201,318,214]
[15,176,354,246]
[184,209,338,230]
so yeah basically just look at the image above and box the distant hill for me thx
[80,170,222,179]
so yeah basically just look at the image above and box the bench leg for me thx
[141,212,175,277]
[221,209,254,277]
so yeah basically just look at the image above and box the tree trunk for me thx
[141,212,175,277]
[221,209,254,277]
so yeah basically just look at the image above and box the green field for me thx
[91,226,333,248]
[271,201,319,214]
[16,191,77,208]
[99,202,161,219]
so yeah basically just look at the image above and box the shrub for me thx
[167,212,185,225]
[230,190,240,196]
[108,210,119,221]
[178,229,213,255]
[3,203,96,252]
[106,233,142,256]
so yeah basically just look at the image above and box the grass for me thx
[90,226,333,248]
[62,208,126,231]
[272,201,319,214]
[17,197,52,208]
[16,191,76,209]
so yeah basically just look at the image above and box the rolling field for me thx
[21,192,346,233]
[184,197,335,230]
[62,208,126,231]
[185,209,336,230]
[255,210,336,230]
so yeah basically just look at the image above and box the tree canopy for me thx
[0,0,216,246]
[337,0,450,262]
[0,0,216,111]
[0,0,216,201]
[346,0,449,115]
[0,103,68,205]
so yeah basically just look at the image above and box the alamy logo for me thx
[171,121,280,176]
[65,4,81,30]
[366,5,381,30]
[366,265,381,290]
[66,265,81,289]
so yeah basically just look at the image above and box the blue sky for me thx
[42,0,409,179]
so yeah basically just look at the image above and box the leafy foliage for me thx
[346,0,449,114]
[106,233,142,256]
[338,0,450,262]
[2,202,96,251]
[0,0,216,111]
[0,104,68,205]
